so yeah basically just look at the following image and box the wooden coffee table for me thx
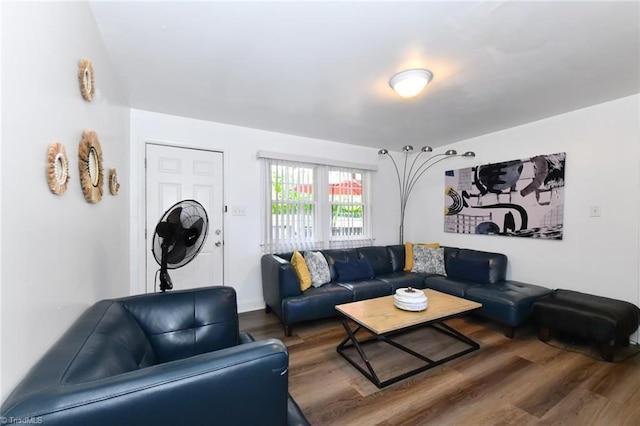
[335,289,482,388]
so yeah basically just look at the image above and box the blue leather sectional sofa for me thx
[1,287,309,426]
[261,245,552,337]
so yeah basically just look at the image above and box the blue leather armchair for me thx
[1,286,309,426]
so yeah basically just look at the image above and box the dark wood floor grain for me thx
[239,310,640,425]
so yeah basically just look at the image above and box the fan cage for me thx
[152,199,209,269]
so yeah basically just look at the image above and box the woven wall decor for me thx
[78,130,104,203]
[47,142,70,195]
[109,168,120,195]
[78,58,95,102]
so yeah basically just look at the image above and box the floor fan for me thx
[152,199,209,292]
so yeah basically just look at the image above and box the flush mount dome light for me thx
[389,68,433,99]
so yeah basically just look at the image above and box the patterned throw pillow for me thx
[304,251,331,287]
[411,246,447,275]
[404,242,440,271]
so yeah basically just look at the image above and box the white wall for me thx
[408,95,640,306]
[0,0,4,402]
[130,110,394,312]
[1,2,130,398]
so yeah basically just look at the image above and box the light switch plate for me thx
[232,206,246,216]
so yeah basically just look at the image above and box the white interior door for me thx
[145,143,224,293]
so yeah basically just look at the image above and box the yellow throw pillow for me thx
[291,250,312,291]
[404,242,440,271]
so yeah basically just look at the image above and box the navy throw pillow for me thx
[334,258,375,282]
[446,256,492,284]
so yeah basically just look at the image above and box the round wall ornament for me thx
[109,168,120,195]
[78,130,104,203]
[78,58,95,102]
[47,142,70,195]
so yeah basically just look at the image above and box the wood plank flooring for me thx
[239,310,640,425]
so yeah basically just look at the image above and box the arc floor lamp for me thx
[378,145,475,244]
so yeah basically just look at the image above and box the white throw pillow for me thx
[304,251,331,287]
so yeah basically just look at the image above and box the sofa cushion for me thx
[453,249,507,283]
[357,246,393,275]
[411,246,446,275]
[121,287,239,363]
[446,256,492,284]
[377,272,433,291]
[336,279,392,300]
[386,245,406,272]
[291,250,312,291]
[334,258,375,282]
[304,251,331,287]
[423,275,482,298]
[465,281,553,327]
[323,249,360,281]
[282,283,354,324]
[63,302,157,384]
[404,242,440,272]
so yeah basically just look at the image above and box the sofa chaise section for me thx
[423,249,552,337]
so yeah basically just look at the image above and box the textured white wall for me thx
[407,95,640,306]
[129,109,393,312]
[1,2,130,398]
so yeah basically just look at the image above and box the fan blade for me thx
[156,221,178,240]
[166,206,183,224]
[166,242,187,264]
[184,218,204,247]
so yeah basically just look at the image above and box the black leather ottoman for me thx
[531,289,640,361]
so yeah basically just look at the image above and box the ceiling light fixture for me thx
[389,69,433,99]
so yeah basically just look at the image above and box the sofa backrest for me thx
[62,301,157,384]
[120,286,240,363]
[321,249,359,282]
[385,245,405,272]
[357,246,393,275]
[445,248,508,284]
[1,299,158,414]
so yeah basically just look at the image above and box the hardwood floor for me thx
[239,310,640,425]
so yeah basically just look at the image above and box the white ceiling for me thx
[90,1,640,152]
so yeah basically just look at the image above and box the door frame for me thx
[130,136,227,295]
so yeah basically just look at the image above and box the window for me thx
[262,157,373,253]
[329,169,365,239]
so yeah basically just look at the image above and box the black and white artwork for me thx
[444,152,566,239]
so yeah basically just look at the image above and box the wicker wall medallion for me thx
[47,142,70,195]
[109,168,120,195]
[78,130,104,203]
[78,58,95,102]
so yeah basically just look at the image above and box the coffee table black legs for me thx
[336,317,479,388]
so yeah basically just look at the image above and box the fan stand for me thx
[159,242,173,292]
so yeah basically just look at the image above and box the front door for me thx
[145,143,224,293]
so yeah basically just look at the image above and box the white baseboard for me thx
[238,298,265,314]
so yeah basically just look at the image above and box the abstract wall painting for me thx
[444,152,566,239]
